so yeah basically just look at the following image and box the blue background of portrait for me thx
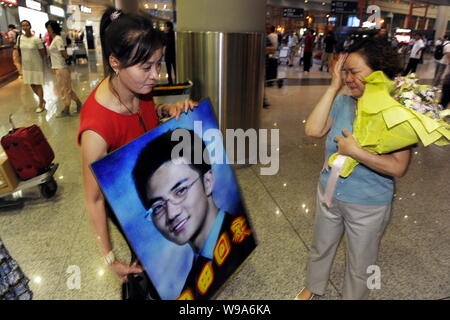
[91,100,248,300]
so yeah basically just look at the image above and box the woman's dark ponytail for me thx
[100,6,121,75]
[100,6,164,77]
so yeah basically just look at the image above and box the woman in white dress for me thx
[16,20,46,113]
[46,20,82,117]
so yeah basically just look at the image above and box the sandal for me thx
[36,100,46,113]
[56,110,71,118]
[294,287,316,300]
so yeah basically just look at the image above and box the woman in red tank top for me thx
[78,7,196,296]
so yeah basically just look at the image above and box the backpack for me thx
[434,42,448,60]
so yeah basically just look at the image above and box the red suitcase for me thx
[1,125,55,181]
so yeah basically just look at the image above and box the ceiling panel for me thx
[402,0,450,5]
[278,0,450,6]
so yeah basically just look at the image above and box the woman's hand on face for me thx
[330,53,347,91]
[166,99,198,120]
[110,260,144,283]
[334,128,361,158]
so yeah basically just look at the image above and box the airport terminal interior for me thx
[0,0,449,300]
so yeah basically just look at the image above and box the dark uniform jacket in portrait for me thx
[176,212,256,300]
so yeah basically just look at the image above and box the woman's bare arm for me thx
[305,54,347,138]
[335,129,411,177]
[80,130,143,282]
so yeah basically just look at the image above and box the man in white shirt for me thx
[403,33,425,75]
[433,35,450,87]
[288,32,299,67]
[267,25,278,49]
[439,36,450,108]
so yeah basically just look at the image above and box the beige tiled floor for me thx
[0,51,448,300]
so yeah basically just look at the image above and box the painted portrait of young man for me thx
[92,100,256,300]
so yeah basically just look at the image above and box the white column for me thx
[114,0,139,13]
[434,5,450,40]
[176,0,266,32]
[175,0,266,133]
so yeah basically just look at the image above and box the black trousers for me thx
[303,52,312,72]
[403,58,420,76]
[165,59,176,85]
[265,57,278,81]
[440,72,450,109]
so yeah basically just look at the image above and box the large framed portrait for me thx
[91,99,257,300]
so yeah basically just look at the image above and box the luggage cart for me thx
[278,46,290,65]
[66,46,75,65]
[0,115,59,209]
[72,41,88,64]
[0,164,59,210]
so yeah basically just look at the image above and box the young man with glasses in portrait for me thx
[132,129,256,300]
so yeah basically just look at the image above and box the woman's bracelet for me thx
[104,250,116,266]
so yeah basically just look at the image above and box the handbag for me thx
[122,272,159,300]
[16,35,21,58]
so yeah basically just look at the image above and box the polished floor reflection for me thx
[0,51,448,300]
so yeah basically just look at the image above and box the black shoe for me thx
[263,101,270,108]
[277,79,283,88]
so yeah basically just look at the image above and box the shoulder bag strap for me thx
[17,35,21,57]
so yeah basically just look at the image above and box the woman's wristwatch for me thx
[104,250,116,266]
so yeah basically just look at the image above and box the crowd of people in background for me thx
[3,21,450,113]
[264,25,450,109]
[3,18,179,112]
[6,20,80,116]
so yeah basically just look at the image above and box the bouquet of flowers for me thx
[393,73,449,120]
[328,71,450,179]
